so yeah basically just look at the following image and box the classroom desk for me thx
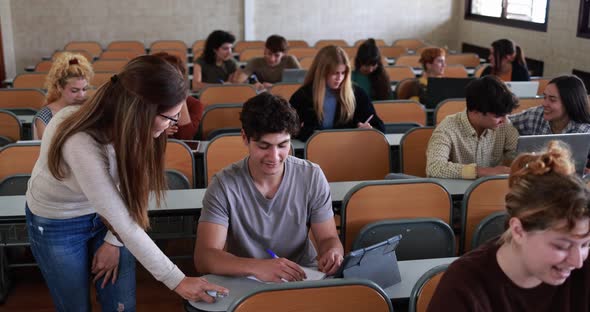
[197,133,404,154]
[291,133,402,151]
[17,115,34,124]
[328,178,474,200]
[0,178,474,221]
[188,257,457,312]
[0,189,208,221]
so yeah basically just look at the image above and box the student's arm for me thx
[174,97,203,140]
[426,127,478,179]
[353,86,385,132]
[34,118,46,140]
[502,123,519,164]
[192,63,214,90]
[310,219,343,275]
[308,166,343,275]
[286,55,301,69]
[289,86,317,141]
[195,177,305,282]
[194,222,305,282]
[233,69,249,84]
[62,133,226,301]
[507,108,534,135]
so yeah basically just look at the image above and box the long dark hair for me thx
[491,39,526,74]
[549,75,590,124]
[354,38,392,100]
[202,30,235,64]
[48,55,188,229]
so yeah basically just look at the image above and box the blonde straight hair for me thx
[304,45,355,124]
[48,56,188,229]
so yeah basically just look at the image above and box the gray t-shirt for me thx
[243,55,301,83]
[199,156,333,267]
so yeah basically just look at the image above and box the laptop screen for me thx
[505,81,539,98]
[424,77,474,109]
[516,133,590,176]
[282,69,307,83]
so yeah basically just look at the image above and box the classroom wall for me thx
[252,0,459,48]
[8,0,243,74]
[457,0,590,77]
[0,0,16,78]
[4,0,459,77]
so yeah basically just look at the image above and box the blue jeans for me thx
[26,205,136,312]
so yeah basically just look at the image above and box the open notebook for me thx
[247,266,326,283]
[248,235,402,288]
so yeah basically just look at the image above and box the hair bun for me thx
[509,140,575,186]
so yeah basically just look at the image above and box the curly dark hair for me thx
[240,92,300,141]
[202,30,236,64]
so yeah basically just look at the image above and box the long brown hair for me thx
[304,45,355,124]
[47,55,188,229]
[501,141,590,242]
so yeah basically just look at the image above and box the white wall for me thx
[4,0,460,77]
[252,0,459,47]
[1,0,16,77]
[8,0,243,73]
[456,0,590,77]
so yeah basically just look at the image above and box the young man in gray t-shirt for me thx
[195,93,343,283]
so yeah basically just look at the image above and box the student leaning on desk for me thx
[426,76,519,179]
[195,92,344,282]
[428,141,590,311]
[25,55,227,311]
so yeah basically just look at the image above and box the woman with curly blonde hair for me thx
[33,51,94,139]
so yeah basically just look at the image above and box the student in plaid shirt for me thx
[426,76,519,179]
[509,75,590,136]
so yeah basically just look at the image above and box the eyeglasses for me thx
[159,112,180,126]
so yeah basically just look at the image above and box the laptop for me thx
[424,77,474,109]
[516,133,590,176]
[331,234,402,288]
[505,81,539,98]
[281,69,307,83]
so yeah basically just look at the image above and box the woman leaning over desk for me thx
[25,55,226,311]
[289,45,384,141]
[428,141,590,312]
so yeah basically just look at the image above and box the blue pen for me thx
[266,248,279,259]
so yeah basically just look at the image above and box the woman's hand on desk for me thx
[317,248,344,275]
[174,277,228,303]
[251,258,306,282]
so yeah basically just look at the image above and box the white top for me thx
[25,106,185,290]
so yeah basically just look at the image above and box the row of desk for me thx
[190,257,456,311]
[0,178,474,220]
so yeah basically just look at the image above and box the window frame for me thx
[578,0,590,38]
[464,0,550,32]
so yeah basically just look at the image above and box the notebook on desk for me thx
[424,77,474,109]
[282,69,307,83]
[516,133,590,176]
[505,81,539,98]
